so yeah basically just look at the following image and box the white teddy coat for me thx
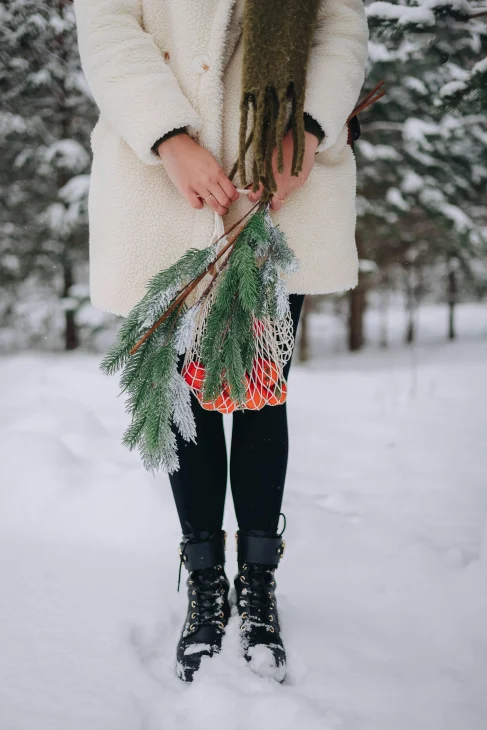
[74,0,369,316]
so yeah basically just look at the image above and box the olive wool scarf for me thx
[237,0,321,196]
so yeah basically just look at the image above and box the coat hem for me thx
[91,275,358,319]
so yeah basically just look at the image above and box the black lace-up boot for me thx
[176,530,230,682]
[235,529,287,682]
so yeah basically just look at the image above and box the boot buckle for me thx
[278,540,286,558]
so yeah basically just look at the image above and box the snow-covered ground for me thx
[1,312,487,730]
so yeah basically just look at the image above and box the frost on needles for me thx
[100,209,299,473]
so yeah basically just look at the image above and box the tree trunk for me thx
[404,265,416,345]
[63,260,78,351]
[298,296,311,362]
[348,234,367,351]
[379,270,389,349]
[348,285,366,351]
[57,0,79,352]
[447,266,457,341]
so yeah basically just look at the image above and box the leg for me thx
[168,383,228,536]
[229,294,304,532]
[169,367,231,682]
[231,294,304,682]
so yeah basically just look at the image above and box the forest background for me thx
[1,0,486,357]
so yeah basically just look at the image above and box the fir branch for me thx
[130,202,261,355]
[222,326,247,404]
[170,372,197,443]
[101,202,299,474]
[122,411,147,451]
[232,239,259,313]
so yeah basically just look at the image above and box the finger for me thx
[188,191,204,210]
[270,192,285,212]
[219,174,239,202]
[207,183,233,212]
[248,185,263,203]
[201,191,229,217]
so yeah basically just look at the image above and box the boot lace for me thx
[185,567,227,635]
[239,564,276,630]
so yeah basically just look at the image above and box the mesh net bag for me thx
[182,277,295,415]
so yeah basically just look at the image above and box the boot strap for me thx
[236,532,284,567]
[179,531,226,572]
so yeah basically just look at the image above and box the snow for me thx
[42,139,90,173]
[403,118,441,148]
[366,1,435,26]
[386,187,410,211]
[367,0,472,25]
[440,80,468,98]
[357,140,401,161]
[401,170,424,193]
[0,112,28,136]
[471,56,487,76]
[59,174,91,204]
[436,202,473,233]
[246,645,287,683]
[184,644,212,656]
[358,259,379,274]
[1,306,487,730]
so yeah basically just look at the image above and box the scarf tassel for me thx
[237,83,307,198]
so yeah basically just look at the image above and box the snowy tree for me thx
[0,0,96,349]
[356,0,487,343]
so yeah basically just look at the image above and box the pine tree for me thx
[0,0,96,349]
[358,0,487,342]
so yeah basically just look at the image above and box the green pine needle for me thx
[101,207,299,472]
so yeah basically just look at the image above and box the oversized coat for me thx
[74,0,369,317]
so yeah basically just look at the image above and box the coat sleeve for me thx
[74,0,202,165]
[305,0,369,152]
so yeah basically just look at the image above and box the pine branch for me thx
[102,204,299,473]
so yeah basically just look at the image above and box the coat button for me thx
[191,54,211,74]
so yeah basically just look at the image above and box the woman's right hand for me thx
[157,134,239,216]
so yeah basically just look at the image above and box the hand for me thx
[248,130,319,212]
[157,134,239,216]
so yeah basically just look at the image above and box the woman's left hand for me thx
[247,130,319,211]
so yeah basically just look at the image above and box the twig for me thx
[347,81,386,123]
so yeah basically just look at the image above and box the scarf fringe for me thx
[238,83,306,197]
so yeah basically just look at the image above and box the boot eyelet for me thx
[191,600,196,608]
[192,590,197,595]
[189,624,195,631]
[240,576,247,584]
[269,626,275,633]
[191,612,197,619]
[219,611,224,618]
[270,581,275,586]
[218,622,224,629]
[270,602,274,608]
[241,612,247,619]
[269,615,274,622]
[221,588,226,594]
[242,564,247,570]
[189,580,194,585]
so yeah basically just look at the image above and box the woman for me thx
[75,0,368,683]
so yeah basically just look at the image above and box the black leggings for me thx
[169,295,304,537]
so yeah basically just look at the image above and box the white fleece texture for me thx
[74,0,369,316]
